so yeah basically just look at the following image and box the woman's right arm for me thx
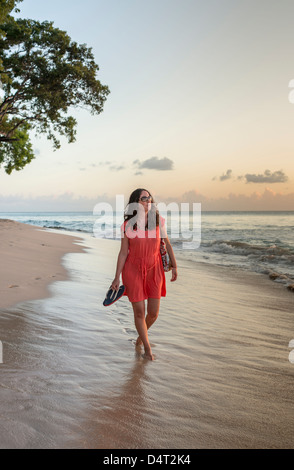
[111,235,129,291]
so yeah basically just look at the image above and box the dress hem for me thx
[123,292,166,303]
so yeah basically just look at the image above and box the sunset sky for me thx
[1,0,294,211]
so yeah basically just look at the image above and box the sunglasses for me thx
[139,196,152,202]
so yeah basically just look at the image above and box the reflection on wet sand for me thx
[80,355,150,449]
[1,236,294,449]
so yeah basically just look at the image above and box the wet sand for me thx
[0,230,294,448]
[0,219,84,309]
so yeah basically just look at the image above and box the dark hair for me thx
[124,188,159,230]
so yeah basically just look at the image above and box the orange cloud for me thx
[175,188,294,211]
[1,188,293,212]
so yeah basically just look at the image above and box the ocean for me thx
[1,210,294,292]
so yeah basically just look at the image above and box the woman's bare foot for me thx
[143,348,154,361]
[136,336,143,347]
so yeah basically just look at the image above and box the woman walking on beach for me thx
[111,188,177,360]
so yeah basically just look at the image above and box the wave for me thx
[2,212,294,293]
[198,239,294,291]
[19,219,97,235]
[204,239,294,260]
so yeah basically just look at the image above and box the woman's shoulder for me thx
[121,219,136,239]
[121,220,128,228]
[120,220,128,235]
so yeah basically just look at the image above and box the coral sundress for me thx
[121,217,167,303]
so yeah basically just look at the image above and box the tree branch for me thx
[0,136,19,142]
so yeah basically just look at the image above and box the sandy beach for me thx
[0,221,294,449]
[0,219,84,309]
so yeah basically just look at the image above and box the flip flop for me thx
[103,285,125,306]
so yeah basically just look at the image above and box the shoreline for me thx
[0,219,85,310]
[1,221,294,448]
[1,215,293,310]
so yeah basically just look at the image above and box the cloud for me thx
[0,192,118,212]
[98,160,125,171]
[77,161,125,171]
[133,156,174,171]
[213,169,233,182]
[109,164,125,171]
[243,169,288,184]
[78,157,174,174]
[213,169,289,185]
[176,187,294,211]
[1,187,294,212]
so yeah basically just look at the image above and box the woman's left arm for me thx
[164,237,178,282]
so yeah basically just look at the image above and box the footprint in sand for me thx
[123,327,135,335]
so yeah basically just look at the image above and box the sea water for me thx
[1,210,294,290]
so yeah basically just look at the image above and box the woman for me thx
[111,188,177,360]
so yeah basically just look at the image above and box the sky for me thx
[1,0,294,211]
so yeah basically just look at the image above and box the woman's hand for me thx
[111,276,120,291]
[171,267,177,282]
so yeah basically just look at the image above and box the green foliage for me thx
[0,120,34,173]
[0,15,110,173]
[0,0,22,25]
[0,0,22,71]
[0,0,22,49]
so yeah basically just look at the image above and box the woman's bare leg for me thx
[136,298,160,347]
[132,300,153,360]
[146,298,160,328]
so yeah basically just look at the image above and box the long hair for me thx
[124,188,159,230]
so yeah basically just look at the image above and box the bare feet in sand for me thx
[136,336,143,347]
[143,349,154,361]
[135,337,154,360]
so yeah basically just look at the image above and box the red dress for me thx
[121,217,167,303]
